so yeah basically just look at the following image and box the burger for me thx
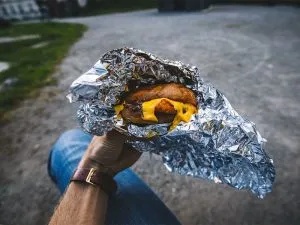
[114,83,198,131]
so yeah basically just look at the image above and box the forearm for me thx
[49,131,140,225]
[49,149,109,225]
[49,180,108,225]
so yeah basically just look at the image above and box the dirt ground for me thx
[1,5,300,225]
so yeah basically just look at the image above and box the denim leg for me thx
[48,129,181,225]
[106,170,181,225]
[48,129,92,193]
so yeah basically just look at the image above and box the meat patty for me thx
[121,103,175,124]
[118,83,197,125]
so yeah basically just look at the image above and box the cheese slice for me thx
[114,98,197,131]
[142,98,197,130]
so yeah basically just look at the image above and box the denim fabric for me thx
[48,129,181,225]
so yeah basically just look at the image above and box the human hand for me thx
[79,130,141,176]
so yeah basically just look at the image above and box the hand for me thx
[79,130,141,176]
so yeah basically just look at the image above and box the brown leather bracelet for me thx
[71,168,117,195]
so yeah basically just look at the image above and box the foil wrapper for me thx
[68,48,275,198]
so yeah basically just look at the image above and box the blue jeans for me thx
[48,129,181,225]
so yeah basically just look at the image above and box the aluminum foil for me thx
[68,47,275,198]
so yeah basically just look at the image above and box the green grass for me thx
[79,0,157,17]
[0,22,87,117]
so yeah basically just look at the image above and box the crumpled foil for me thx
[68,47,275,198]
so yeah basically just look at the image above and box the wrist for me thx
[78,156,116,177]
[71,168,117,195]
[70,181,109,199]
[79,157,102,170]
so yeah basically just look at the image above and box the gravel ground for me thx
[1,5,300,225]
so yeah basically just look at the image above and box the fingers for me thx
[105,129,127,142]
[88,130,135,165]
[88,129,142,169]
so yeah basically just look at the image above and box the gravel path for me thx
[1,5,300,225]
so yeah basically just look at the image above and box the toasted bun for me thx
[120,83,197,125]
[124,83,197,106]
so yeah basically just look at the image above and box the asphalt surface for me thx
[1,5,300,225]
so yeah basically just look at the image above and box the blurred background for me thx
[0,0,300,225]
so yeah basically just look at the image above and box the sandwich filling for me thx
[114,98,197,130]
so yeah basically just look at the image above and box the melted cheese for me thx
[114,104,124,119]
[114,98,197,131]
[142,98,197,130]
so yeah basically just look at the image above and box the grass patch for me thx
[0,22,86,117]
[79,0,157,17]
